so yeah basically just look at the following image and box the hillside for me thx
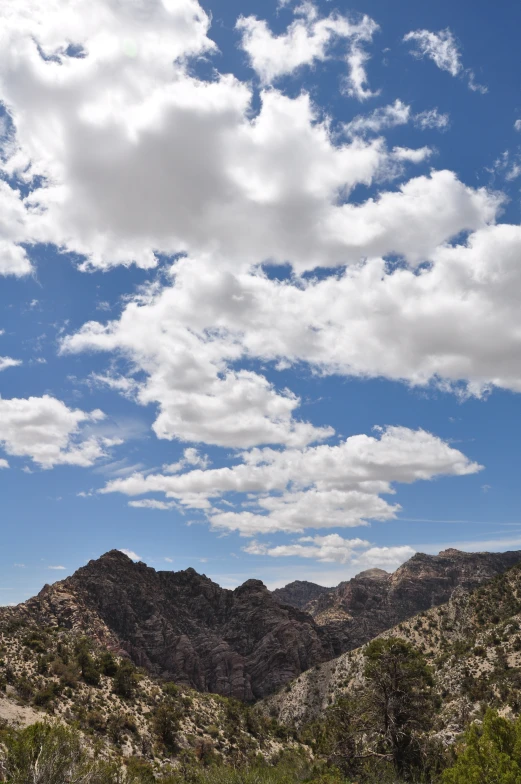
[263,558,521,735]
[3,550,333,701]
[0,610,304,777]
[272,549,521,654]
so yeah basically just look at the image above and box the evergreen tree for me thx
[443,709,521,784]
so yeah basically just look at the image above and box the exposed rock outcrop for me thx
[272,549,521,654]
[12,550,333,700]
[272,581,332,613]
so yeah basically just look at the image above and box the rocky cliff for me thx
[272,549,521,654]
[13,550,333,701]
[272,581,332,613]
[263,557,521,732]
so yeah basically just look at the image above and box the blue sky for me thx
[2,0,521,604]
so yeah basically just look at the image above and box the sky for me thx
[2,0,521,604]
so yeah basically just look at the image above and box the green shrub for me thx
[113,659,138,698]
[443,709,521,783]
[0,722,118,783]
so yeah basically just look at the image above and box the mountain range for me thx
[3,547,521,774]
[3,547,521,701]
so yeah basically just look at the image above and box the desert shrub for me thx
[23,630,48,653]
[113,658,138,698]
[0,722,118,783]
[15,675,33,701]
[162,681,180,698]
[75,637,101,686]
[153,703,182,752]
[99,651,118,676]
[33,683,60,707]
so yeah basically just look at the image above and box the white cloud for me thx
[237,5,378,92]
[118,549,142,562]
[414,108,450,130]
[467,71,488,94]
[48,565,66,570]
[515,120,521,132]
[0,357,22,372]
[0,459,9,469]
[344,100,410,137]
[391,146,432,163]
[163,447,210,474]
[0,395,111,468]
[353,545,416,569]
[404,28,487,93]
[0,0,397,273]
[101,426,481,535]
[244,535,415,569]
[129,499,176,511]
[404,28,462,77]
[344,44,379,101]
[244,534,370,563]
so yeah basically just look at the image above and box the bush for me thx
[99,651,118,676]
[443,709,521,783]
[153,703,182,752]
[0,722,118,783]
[113,658,138,698]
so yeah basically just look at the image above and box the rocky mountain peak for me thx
[11,553,333,701]
[354,568,389,580]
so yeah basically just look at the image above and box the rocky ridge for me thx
[262,558,521,736]
[273,548,521,654]
[6,550,334,701]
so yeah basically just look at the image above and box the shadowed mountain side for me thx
[4,550,334,701]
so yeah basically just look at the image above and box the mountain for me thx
[263,557,521,735]
[0,608,303,770]
[272,548,521,654]
[8,550,334,701]
[272,581,332,613]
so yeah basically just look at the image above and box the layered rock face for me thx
[16,551,333,700]
[273,549,521,654]
[272,580,332,613]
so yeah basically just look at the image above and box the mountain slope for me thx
[263,558,521,735]
[7,550,333,700]
[0,612,303,771]
[272,548,521,654]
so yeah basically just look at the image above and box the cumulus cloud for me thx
[243,535,415,569]
[244,534,370,563]
[63,201,521,431]
[0,357,22,372]
[163,448,210,474]
[353,545,416,569]
[0,395,112,468]
[0,458,9,469]
[0,0,401,273]
[237,4,378,93]
[100,426,481,535]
